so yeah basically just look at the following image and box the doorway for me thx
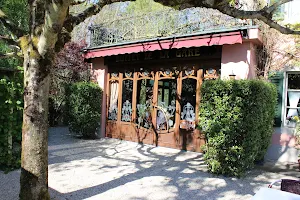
[105,65,216,152]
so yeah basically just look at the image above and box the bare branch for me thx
[217,7,300,34]
[0,9,26,37]
[273,49,300,59]
[154,0,300,35]
[64,0,130,32]
[64,4,101,32]
[58,3,102,50]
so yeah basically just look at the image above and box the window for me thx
[180,68,198,130]
[121,73,133,122]
[157,79,177,130]
[284,73,300,126]
[136,78,154,128]
[108,73,119,121]
[156,69,177,131]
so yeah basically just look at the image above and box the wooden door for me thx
[106,66,207,152]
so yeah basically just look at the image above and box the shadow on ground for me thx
[46,127,298,200]
[1,127,298,200]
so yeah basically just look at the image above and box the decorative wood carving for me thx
[204,68,219,80]
[159,69,174,78]
[111,72,118,78]
[184,68,195,77]
[124,71,132,78]
[138,71,154,79]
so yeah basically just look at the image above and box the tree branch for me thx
[0,9,26,38]
[154,0,300,35]
[64,0,130,32]
[214,6,300,34]
[64,4,101,32]
[273,49,300,59]
[57,3,103,51]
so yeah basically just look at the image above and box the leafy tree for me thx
[50,41,90,126]
[0,0,27,172]
[0,0,300,199]
[256,22,300,78]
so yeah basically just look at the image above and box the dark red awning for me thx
[84,31,243,59]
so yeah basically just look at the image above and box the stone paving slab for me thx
[0,127,299,200]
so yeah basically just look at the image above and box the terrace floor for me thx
[0,127,299,200]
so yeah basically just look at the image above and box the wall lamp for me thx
[229,70,236,80]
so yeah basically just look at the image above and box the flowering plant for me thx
[291,116,300,159]
[287,115,300,123]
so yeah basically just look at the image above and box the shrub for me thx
[199,79,277,177]
[66,82,102,138]
[49,41,90,126]
[0,72,23,170]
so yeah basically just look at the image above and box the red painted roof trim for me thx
[84,31,243,59]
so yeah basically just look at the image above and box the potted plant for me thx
[294,118,300,170]
[287,115,300,128]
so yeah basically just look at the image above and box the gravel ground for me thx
[0,127,299,200]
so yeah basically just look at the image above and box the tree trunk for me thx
[19,46,51,200]
[18,1,71,198]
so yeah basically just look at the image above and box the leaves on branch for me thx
[54,41,89,72]
[0,9,26,38]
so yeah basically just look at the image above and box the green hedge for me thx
[66,82,102,138]
[0,73,23,170]
[199,79,277,177]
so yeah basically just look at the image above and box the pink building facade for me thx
[84,27,265,152]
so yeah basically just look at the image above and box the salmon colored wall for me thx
[221,42,257,80]
[249,42,257,79]
[91,57,107,138]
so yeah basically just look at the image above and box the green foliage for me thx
[66,82,102,139]
[0,69,23,170]
[0,0,29,69]
[0,0,29,32]
[49,42,90,126]
[126,0,166,14]
[199,79,277,177]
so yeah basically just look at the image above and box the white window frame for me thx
[282,70,300,126]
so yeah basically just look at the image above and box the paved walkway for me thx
[1,127,299,200]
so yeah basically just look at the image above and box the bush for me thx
[49,42,90,127]
[0,72,23,170]
[66,82,102,138]
[199,79,277,177]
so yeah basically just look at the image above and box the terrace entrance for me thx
[104,46,221,151]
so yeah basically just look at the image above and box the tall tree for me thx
[0,0,300,199]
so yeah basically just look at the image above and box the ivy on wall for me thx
[0,70,23,170]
